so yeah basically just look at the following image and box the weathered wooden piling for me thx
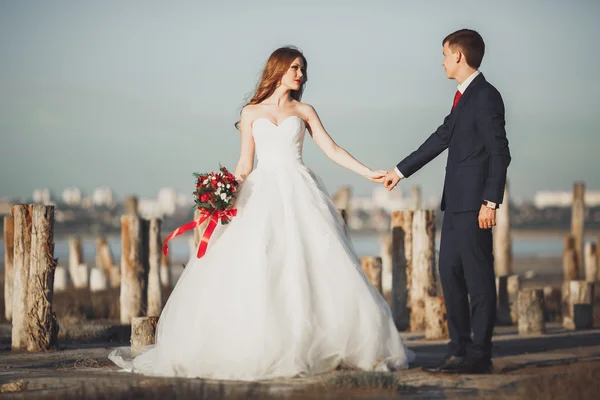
[124,195,139,216]
[390,210,413,331]
[11,205,33,349]
[120,215,148,324]
[494,181,513,276]
[424,295,448,339]
[24,204,59,351]
[147,218,163,317]
[584,242,598,282]
[563,235,579,280]
[571,182,585,276]
[53,266,68,292]
[131,316,158,356]
[361,256,383,293]
[518,288,545,335]
[562,280,594,330]
[380,234,393,301]
[89,267,108,292]
[4,216,14,321]
[95,236,114,280]
[68,236,87,288]
[543,286,562,323]
[410,209,437,332]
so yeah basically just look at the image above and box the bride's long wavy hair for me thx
[235,46,308,129]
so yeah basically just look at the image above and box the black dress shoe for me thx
[423,355,465,373]
[452,357,493,374]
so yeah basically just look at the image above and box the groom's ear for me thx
[454,49,463,64]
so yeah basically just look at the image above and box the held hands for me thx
[365,169,388,183]
[383,170,402,191]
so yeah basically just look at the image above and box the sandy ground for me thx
[1,323,599,399]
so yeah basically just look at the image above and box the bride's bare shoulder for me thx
[240,104,262,121]
[294,102,318,118]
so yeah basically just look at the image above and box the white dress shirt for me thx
[394,70,481,179]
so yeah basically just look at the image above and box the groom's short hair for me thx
[443,29,485,69]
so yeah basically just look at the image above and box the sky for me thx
[1,0,599,202]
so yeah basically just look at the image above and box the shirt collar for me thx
[457,70,480,94]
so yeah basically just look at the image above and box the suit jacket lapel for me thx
[448,73,485,133]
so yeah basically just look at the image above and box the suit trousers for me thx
[438,210,496,360]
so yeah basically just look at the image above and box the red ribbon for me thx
[162,209,238,259]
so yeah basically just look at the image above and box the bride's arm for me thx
[233,106,255,184]
[303,104,386,182]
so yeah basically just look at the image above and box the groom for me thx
[384,29,511,374]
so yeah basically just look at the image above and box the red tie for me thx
[452,90,462,111]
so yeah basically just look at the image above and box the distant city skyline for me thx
[1,1,599,201]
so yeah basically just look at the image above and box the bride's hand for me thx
[365,169,387,183]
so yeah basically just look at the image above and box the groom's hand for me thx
[384,170,402,191]
[478,204,496,229]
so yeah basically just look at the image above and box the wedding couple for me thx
[109,28,511,380]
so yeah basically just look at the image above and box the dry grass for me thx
[52,287,173,321]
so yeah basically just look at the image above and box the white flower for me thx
[203,179,208,184]
[226,184,231,189]
[217,182,223,187]
[220,193,227,200]
[211,176,216,180]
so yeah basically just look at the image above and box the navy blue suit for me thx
[397,73,511,361]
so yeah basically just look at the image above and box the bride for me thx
[109,46,415,381]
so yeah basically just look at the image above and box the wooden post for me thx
[338,209,349,237]
[4,216,14,321]
[361,256,382,293]
[124,195,139,216]
[131,316,158,356]
[494,180,513,276]
[24,204,59,351]
[68,236,87,288]
[584,242,598,282]
[89,267,108,292]
[147,218,163,316]
[571,182,585,276]
[543,286,562,322]
[391,210,413,330]
[518,288,545,335]
[410,185,422,210]
[424,295,448,339]
[562,280,594,330]
[109,265,121,288]
[120,215,148,324]
[380,234,392,301]
[508,274,520,324]
[11,205,33,349]
[563,235,579,280]
[332,186,351,211]
[410,209,437,332]
[53,266,68,292]
[95,236,114,279]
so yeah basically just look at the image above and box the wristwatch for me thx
[482,200,497,209]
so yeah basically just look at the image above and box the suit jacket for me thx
[396,73,511,212]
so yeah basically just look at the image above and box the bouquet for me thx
[162,166,240,259]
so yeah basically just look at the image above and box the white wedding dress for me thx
[108,115,415,381]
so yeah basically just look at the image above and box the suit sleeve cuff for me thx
[394,167,405,179]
